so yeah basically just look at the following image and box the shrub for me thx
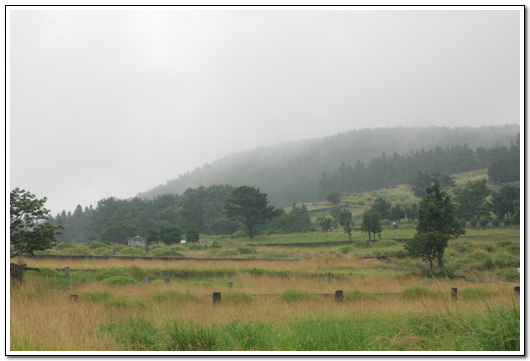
[503,215,513,226]
[400,286,438,299]
[188,245,203,251]
[99,276,140,286]
[339,246,354,254]
[237,247,255,255]
[483,258,495,270]
[484,244,495,253]
[491,217,501,227]
[478,217,489,228]
[470,218,478,228]
[209,243,222,249]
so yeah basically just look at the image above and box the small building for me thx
[127,235,146,247]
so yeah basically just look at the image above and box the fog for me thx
[8,6,522,215]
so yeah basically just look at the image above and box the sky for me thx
[8,5,522,216]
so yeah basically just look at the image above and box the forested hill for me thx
[138,125,520,207]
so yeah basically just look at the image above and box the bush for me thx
[503,215,513,226]
[237,247,255,255]
[478,217,489,228]
[100,276,140,286]
[400,286,438,299]
[491,217,501,227]
[483,258,495,270]
[339,246,354,254]
[470,218,478,228]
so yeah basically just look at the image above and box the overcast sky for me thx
[8,6,522,215]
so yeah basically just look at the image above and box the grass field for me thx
[10,226,521,353]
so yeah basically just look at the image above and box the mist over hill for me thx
[138,125,520,207]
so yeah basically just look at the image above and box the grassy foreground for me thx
[10,255,520,352]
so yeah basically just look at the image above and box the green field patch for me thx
[400,286,438,299]
[223,292,255,305]
[459,287,499,299]
[280,290,319,303]
[99,276,140,286]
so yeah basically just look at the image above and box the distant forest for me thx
[51,125,520,244]
[139,125,520,206]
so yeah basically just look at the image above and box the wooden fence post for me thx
[514,286,520,294]
[451,287,457,301]
[213,292,221,305]
[145,277,151,285]
[64,267,70,277]
[335,290,343,303]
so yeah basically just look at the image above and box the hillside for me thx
[137,125,519,207]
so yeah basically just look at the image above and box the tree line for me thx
[319,137,519,200]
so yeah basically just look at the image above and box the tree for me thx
[339,209,353,240]
[412,180,465,268]
[186,225,200,243]
[223,186,276,239]
[317,216,333,232]
[99,220,138,245]
[404,232,450,269]
[326,191,341,205]
[360,209,382,241]
[159,225,183,244]
[10,188,62,258]
[454,179,490,220]
[490,185,519,219]
[372,197,391,220]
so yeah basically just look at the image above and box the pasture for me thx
[9,226,521,352]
